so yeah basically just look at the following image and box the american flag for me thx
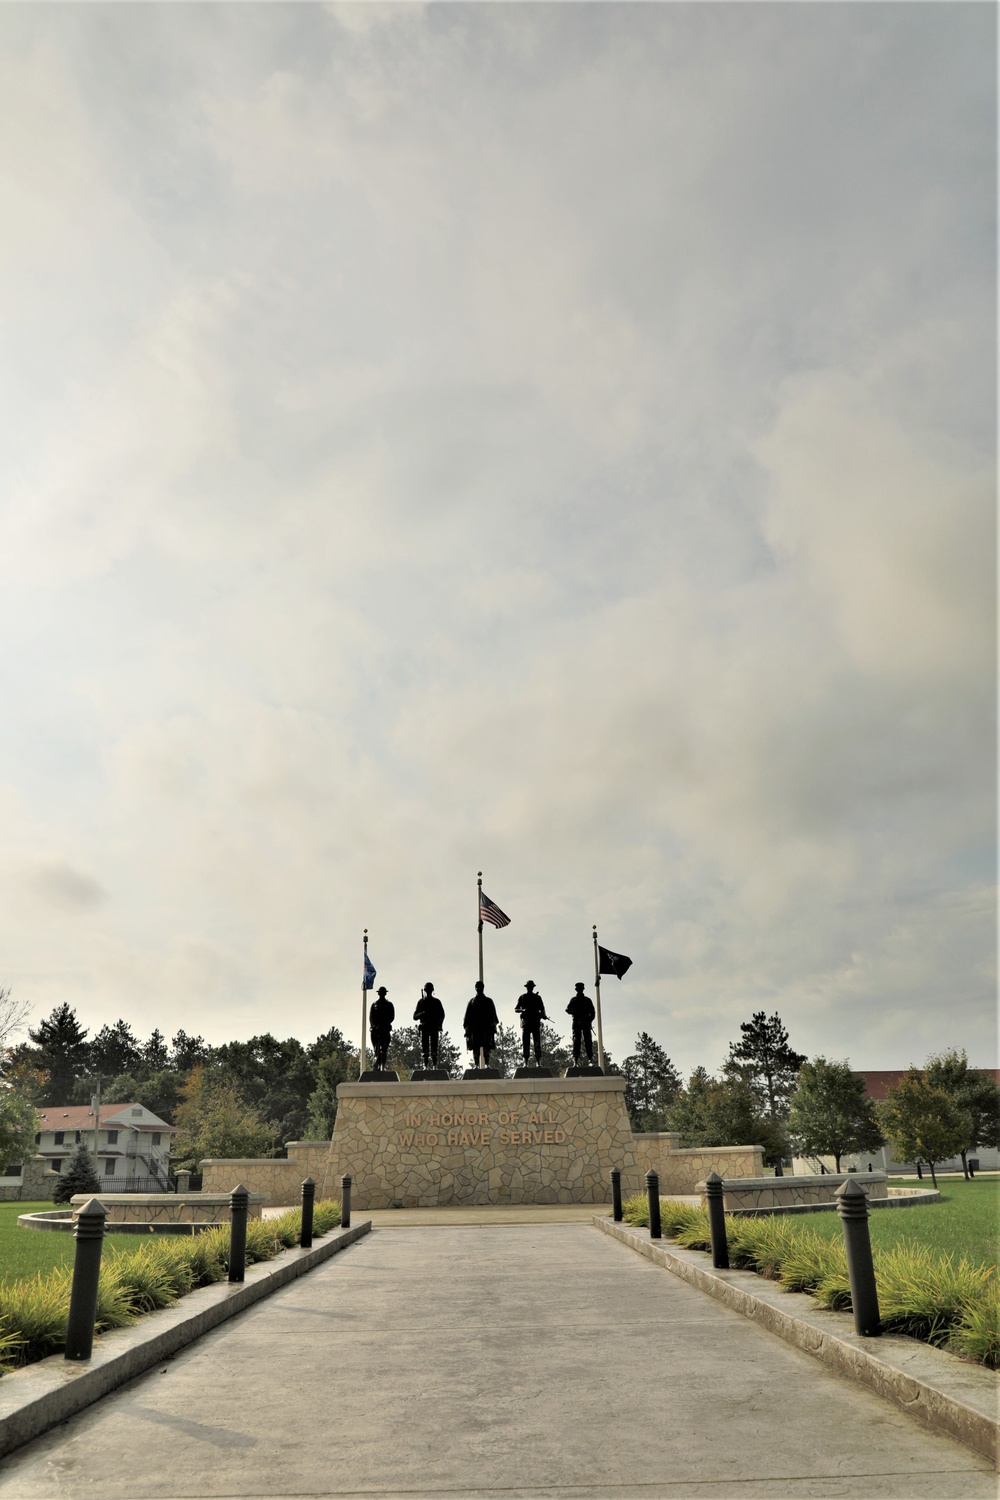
[479,891,511,928]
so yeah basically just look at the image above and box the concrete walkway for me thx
[0,1224,994,1499]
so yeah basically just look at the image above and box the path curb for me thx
[0,1219,371,1460]
[594,1216,998,1466]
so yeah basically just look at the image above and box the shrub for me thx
[775,1235,845,1295]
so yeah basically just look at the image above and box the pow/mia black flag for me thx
[598,945,632,979]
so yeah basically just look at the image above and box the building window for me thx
[151,1132,161,1145]
[106,1130,118,1145]
[34,1133,41,1145]
[3,1164,22,1177]
[75,1131,82,1143]
[131,1107,142,1117]
[105,1159,116,1175]
[51,1160,62,1173]
[53,1132,64,1145]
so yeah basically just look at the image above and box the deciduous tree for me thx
[788,1057,883,1172]
[172,1066,276,1169]
[0,1086,40,1171]
[926,1049,1000,1178]
[878,1069,970,1187]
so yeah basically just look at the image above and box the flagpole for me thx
[360,929,369,1075]
[593,924,605,1070]
[477,872,484,985]
[477,873,486,1068]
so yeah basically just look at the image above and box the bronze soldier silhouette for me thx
[369,986,395,1072]
[413,982,445,1067]
[463,981,499,1070]
[566,982,596,1064]
[515,980,547,1065]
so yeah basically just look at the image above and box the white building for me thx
[32,1102,178,1190]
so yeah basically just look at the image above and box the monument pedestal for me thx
[513,1066,553,1078]
[462,1067,502,1080]
[321,1075,639,1209]
[358,1070,400,1083]
[410,1068,450,1081]
[565,1064,604,1077]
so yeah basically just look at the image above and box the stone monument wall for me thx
[314,1077,640,1208]
[704,1172,889,1212]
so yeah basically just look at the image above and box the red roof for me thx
[37,1104,176,1132]
[859,1069,1000,1101]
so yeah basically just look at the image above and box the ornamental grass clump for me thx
[874,1245,992,1348]
[104,1245,185,1315]
[0,1271,70,1366]
[775,1234,845,1295]
[0,1199,346,1376]
[950,1277,1000,1369]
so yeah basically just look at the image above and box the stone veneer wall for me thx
[0,1156,59,1202]
[703,1173,888,1212]
[70,1192,264,1223]
[201,1143,330,1205]
[633,1135,764,1194]
[315,1077,640,1208]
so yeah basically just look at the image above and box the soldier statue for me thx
[515,980,547,1066]
[566,982,596,1065]
[463,981,499,1070]
[369,986,395,1072]
[413,981,446,1068]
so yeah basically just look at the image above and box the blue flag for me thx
[363,953,376,991]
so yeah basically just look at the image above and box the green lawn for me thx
[788,1175,999,1268]
[0,1204,76,1281]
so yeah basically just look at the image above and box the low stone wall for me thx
[699,1173,888,1212]
[200,1143,330,1207]
[634,1136,764,1194]
[70,1193,264,1224]
[0,1156,60,1202]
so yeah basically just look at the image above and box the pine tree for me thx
[54,1142,102,1203]
[724,1012,805,1119]
[622,1033,682,1131]
[89,1019,143,1079]
[28,1003,90,1104]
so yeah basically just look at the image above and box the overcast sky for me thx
[0,2,995,1077]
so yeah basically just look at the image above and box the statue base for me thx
[513,1066,553,1078]
[462,1067,503,1080]
[565,1064,604,1077]
[323,1074,640,1208]
[358,1070,400,1083]
[410,1068,450,1081]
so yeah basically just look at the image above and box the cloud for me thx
[0,3,993,1070]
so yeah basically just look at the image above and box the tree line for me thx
[614,1013,1000,1185]
[1,1000,997,1183]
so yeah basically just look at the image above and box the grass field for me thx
[0,1204,76,1280]
[770,1175,999,1268]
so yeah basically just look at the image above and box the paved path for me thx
[0,1224,994,1499]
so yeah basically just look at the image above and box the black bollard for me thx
[645,1169,661,1239]
[341,1173,352,1230]
[64,1198,107,1361]
[704,1171,730,1270]
[300,1177,315,1249]
[836,1178,880,1337]
[228,1184,249,1284]
[611,1167,623,1223]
